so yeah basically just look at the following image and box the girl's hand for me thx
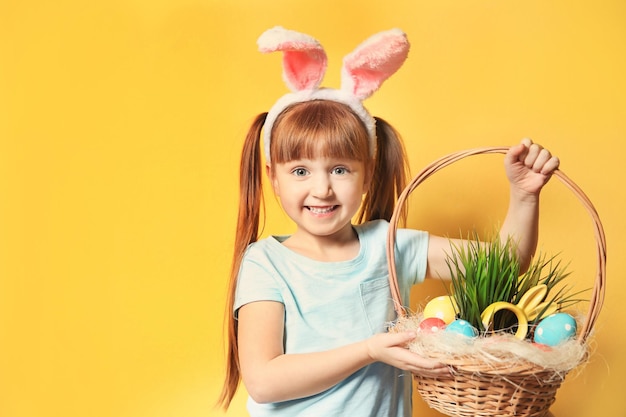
[505,138,560,197]
[365,332,451,377]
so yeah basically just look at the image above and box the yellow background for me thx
[1,1,624,416]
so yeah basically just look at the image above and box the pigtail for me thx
[357,117,409,224]
[218,112,267,410]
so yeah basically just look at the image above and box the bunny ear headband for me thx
[258,26,410,162]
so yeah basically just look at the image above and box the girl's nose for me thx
[311,175,333,198]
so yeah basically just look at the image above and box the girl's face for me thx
[268,156,371,242]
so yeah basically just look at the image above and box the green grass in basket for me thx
[445,232,583,336]
[517,253,588,327]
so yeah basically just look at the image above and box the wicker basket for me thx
[385,147,606,417]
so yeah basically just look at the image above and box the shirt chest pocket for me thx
[359,277,396,334]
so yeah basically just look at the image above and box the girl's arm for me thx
[426,139,560,279]
[237,300,448,404]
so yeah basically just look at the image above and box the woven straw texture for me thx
[386,147,606,417]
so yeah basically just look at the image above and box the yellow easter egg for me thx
[423,296,458,324]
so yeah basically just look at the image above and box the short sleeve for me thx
[394,227,429,303]
[233,250,284,317]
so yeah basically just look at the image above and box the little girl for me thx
[219,27,560,417]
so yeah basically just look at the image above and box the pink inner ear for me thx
[345,67,392,99]
[258,27,328,92]
[283,48,327,91]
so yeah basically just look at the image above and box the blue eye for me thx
[292,168,308,176]
[332,167,348,175]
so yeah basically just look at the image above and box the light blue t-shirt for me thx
[234,219,429,417]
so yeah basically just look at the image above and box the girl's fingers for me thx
[523,142,543,167]
[531,148,552,172]
[521,142,559,174]
[411,364,452,377]
[541,156,560,175]
[387,331,416,347]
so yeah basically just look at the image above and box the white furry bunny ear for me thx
[341,28,410,99]
[257,26,328,92]
[259,27,410,162]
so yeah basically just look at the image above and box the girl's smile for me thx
[306,205,338,216]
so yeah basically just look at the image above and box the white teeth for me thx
[308,206,335,214]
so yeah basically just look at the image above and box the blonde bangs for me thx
[269,101,371,164]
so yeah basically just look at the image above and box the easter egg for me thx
[423,296,458,324]
[418,317,446,333]
[534,313,577,346]
[445,319,478,338]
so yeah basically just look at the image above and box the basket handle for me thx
[386,146,606,344]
